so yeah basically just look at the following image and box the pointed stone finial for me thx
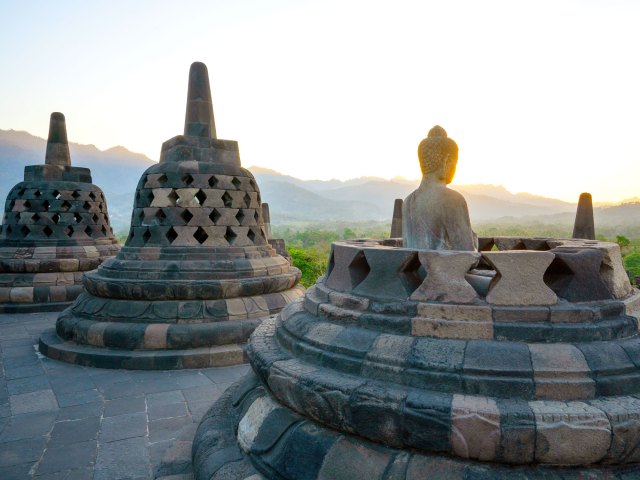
[391,198,403,238]
[262,203,272,239]
[45,112,71,166]
[184,62,216,138]
[572,192,595,240]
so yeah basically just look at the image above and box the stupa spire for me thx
[45,112,71,166]
[184,62,216,138]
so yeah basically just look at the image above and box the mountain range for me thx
[1,129,638,235]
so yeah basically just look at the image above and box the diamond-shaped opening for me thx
[348,251,371,289]
[399,252,425,295]
[257,192,261,204]
[84,226,93,237]
[61,200,71,212]
[92,214,99,222]
[181,209,194,223]
[325,248,336,279]
[20,225,30,238]
[232,177,241,189]
[14,212,21,222]
[254,210,260,223]
[72,190,80,199]
[235,209,245,225]
[138,210,145,222]
[53,190,61,200]
[243,193,252,208]
[74,212,82,223]
[8,200,15,210]
[142,228,152,244]
[6,225,12,235]
[64,226,74,237]
[167,190,178,206]
[208,176,218,188]
[17,188,26,197]
[195,189,207,205]
[82,201,91,211]
[222,192,233,208]
[43,225,53,237]
[247,227,256,243]
[32,213,40,222]
[101,225,107,236]
[158,174,168,185]
[52,213,61,224]
[24,200,31,209]
[146,190,155,206]
[544,255,575,298]
[34,189,41,197]
[155,209,166,222]
[249,179,257,190]
[182,174,194,186]
[209,209,221,224]
[89,191,96,201]
[165,227,178,243]
[193,226,208,244]
[224,226,237,245]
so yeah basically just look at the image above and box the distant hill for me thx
[2,128,640,236]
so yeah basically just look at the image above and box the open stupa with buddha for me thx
[39,62,304,369]
[192,125,640,479]
[0,112,120,313]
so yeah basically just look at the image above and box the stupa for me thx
[39,62,304,369]
[573,192,596,240]
[193,127,640,478]
[0,113,120,313]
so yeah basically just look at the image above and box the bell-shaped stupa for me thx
[39,62,304,369]
[0,113,120,312]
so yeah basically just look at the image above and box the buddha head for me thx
[418,125,459,184]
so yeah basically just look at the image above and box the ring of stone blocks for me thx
[268,300,640,400]
[39,329,247,370]
[0,284,84,305]
[2,183,115,241]
[209,373,640,477]
[61,286,305,324]
[0,244,120,273]
[246,317,640,466]
[305,282,639,343]
[324,239,629,304]
[81,268,301,300]
[54,288,304,350]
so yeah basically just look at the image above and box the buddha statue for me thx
[403,125,476,250]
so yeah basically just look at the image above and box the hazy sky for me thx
[1,0,639,202]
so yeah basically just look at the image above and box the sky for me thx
[1,0,640,202]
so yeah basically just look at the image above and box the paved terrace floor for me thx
[0,311,250,480]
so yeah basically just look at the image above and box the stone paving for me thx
[0,311,249,480]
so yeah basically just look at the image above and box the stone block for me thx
[451,394,500,461]
[529,343,595,400]
[317,437,392,480]
[410,251,480,304]
[411,317,493,340]
[484,251,557,305]
[530,400,611,464]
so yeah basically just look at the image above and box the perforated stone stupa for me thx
[39,62,303,369]
[192,128,640,479]
[0,113,120,312]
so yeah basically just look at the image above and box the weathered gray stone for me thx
[484,251,557,305]
[410,251,480,304]
[390,199,403,238]
[572,192,595,240]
